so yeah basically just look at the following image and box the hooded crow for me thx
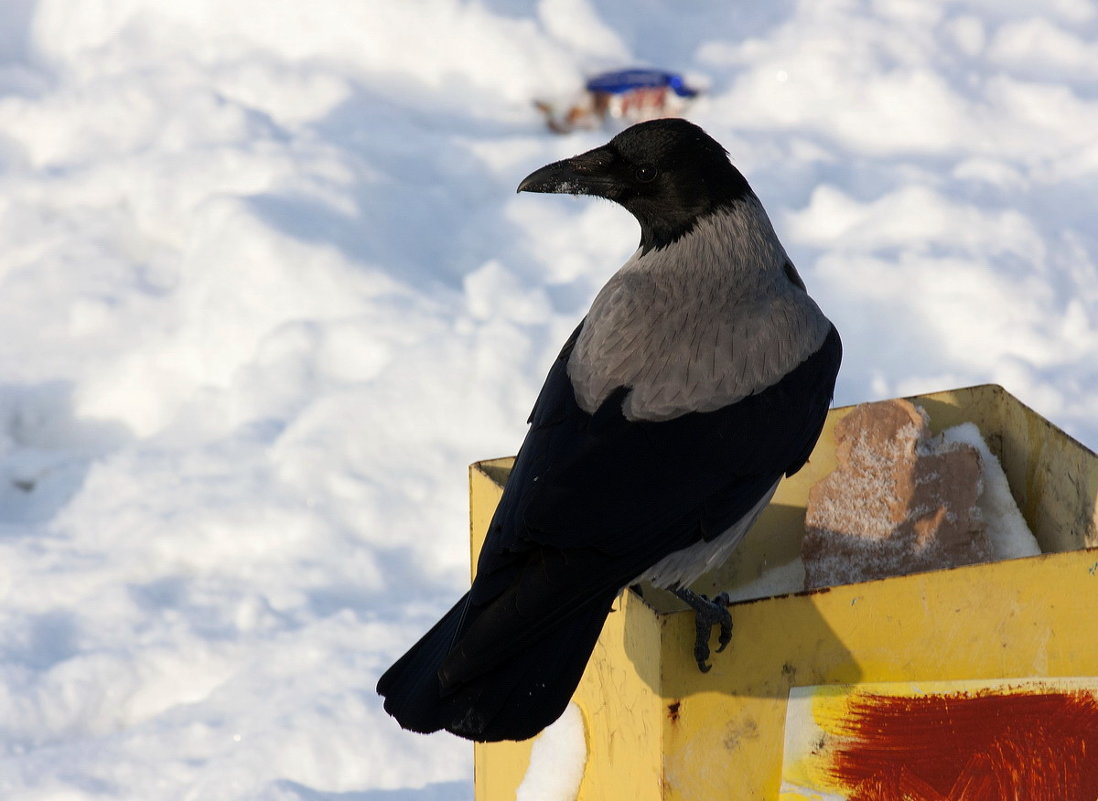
[376,118,841,742]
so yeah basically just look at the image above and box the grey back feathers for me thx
[568,196,832,422]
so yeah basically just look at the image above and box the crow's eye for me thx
[635,165,658,183]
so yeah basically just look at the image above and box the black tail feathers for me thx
[376,596,469,735]
[376,591,613,741]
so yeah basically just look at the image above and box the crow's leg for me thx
[671,587,733,673]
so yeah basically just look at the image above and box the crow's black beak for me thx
[517,145,618,197]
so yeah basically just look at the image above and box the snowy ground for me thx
[0,0,1095,798]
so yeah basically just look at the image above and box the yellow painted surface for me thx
[470,385,1098,801]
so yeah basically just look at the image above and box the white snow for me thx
[941,422,1042,560]
[515,703,588,801]
[0,0,1095,798]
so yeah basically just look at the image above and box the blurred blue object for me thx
[585,69,698,98]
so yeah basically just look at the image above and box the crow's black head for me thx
[518,118,754,253]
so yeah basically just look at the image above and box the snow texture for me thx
[941,423,1042,560]
[515,703,588,801]
[0,0,1094,798]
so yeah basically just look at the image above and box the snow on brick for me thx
[802,399,992,589]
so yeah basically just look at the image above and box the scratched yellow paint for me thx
[470,385,1098,801]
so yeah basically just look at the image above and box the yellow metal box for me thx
[468,385,1098,801]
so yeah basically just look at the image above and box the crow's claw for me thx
[712,592,733,653]
[672,587,734,672]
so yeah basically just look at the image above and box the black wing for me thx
[378,322,841,740]
[477,320,841,578]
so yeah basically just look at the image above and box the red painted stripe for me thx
[826,689,1098,801]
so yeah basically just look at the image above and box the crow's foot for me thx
[671,587,733,673]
